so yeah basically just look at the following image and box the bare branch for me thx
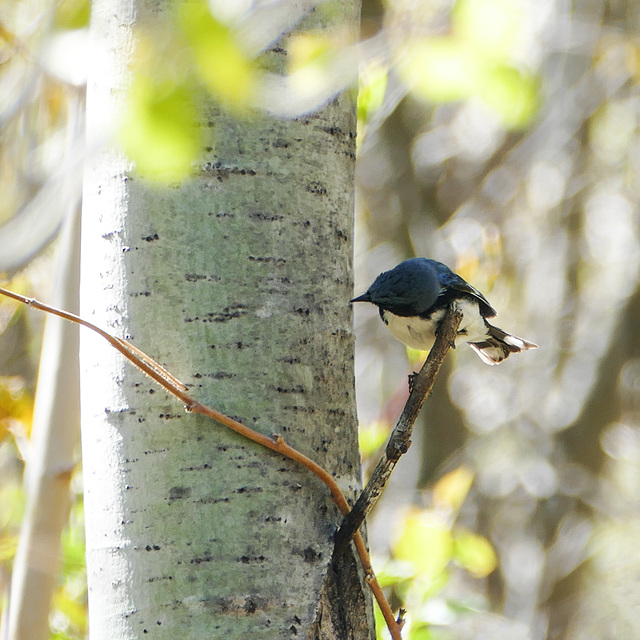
[333,303,463,558]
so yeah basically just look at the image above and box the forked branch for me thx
[0,286,403,640]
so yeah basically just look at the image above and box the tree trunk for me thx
[81,1,371,639]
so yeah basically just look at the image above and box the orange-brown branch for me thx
[0,285,402,640]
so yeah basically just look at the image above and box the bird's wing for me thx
[437,271,497,318]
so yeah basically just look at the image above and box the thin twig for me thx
[333,303,463,559]
[0,286,403,640]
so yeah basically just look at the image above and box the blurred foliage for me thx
[0,376,34,443]
[2,0,640,639]
[373,468,496,639]
[51,492,87,640]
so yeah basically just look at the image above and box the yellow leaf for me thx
[454,0,522,60]
[0,535,18,561]
[358,63,388,124]
[481,65,538,129]
[392,508,453,580]
[358,420,390,457]
[179,0,256,109]
[400,37,484,103]
[0,376,33,442]
[54,0,91,30]
[453,529,498,577]
[121,74,200,182]
[433,466,474,513]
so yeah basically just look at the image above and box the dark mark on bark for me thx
[239,555,266,564]
[274,385,305,394]
[210,341,247,350]
[190,553,213,564]
[306,181,327,195]
[168,486,190,501]
[302,546,322,563]
[249,211,284,221]
[184,307,247,323]
[277,356,301,364]
[202,162,257,180]
[248,256,286,266]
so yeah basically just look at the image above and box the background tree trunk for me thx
[80,1,370,638]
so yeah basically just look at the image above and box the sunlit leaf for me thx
[53,586,88,633]
[359,420,390,456]
[373,600,388,640]
[286,32,350,101]
[121,74,200,182]
[288,33,335,74]
[54,0,91,30]
[0,534,18,561]
[454,0,522,60]
[392,509,453,580]
[453,529,498,577]
[401,37,483,103]
[481,65,538,128]
[433,466,474,513]
[0,485,25,530]
[358,63,388,123]
[179,0,256,109]
[0,376,33,442]
[407,626,436,640]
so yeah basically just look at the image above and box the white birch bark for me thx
[81,1,370,638]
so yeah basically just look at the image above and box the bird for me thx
[351,258,537,365]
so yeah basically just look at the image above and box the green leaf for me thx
[453,529,498,577]
[121,74,200,182]
[481,65,538,128]
[358,420,390,457]
[433,466,474,513]
[400,37,484,103]
[358,63,388,123]
[407,626,436,640]
[179,0,256,109]
[454,0,522,60]
[54,0,91,30]
[393,509,454,580]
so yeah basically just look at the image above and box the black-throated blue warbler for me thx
[351,258,537,365]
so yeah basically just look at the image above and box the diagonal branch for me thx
[0,285,403,640]
[333,303,463,559]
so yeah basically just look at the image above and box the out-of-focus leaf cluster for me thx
[121,0,358,181]
[373,467,496,639]
[121,0,258,181]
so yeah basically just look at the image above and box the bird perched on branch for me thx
[351,258,537,365]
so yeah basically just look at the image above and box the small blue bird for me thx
[351,258,537,365]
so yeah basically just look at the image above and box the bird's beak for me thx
[350,293,371,304]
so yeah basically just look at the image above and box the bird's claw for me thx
[408,371,418,393]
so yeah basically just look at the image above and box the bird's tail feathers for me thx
[468,323,538,366]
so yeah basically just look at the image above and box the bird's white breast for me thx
[381,298,488,351]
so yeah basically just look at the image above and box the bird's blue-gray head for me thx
[351,258,441,315]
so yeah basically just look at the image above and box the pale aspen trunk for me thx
[7,207,81,640]
[81,1,371,638]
